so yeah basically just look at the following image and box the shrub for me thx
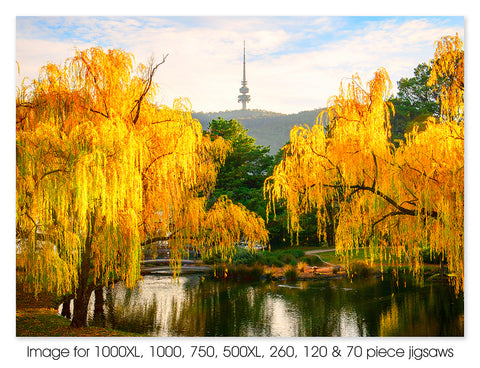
[278,249,305,258]
[203,250,229,265]
[346,261,375,278]
[300,255,323,266]
[264,268,274,281]
[278,252,296,265]
[253,251,270,265]
[296,261,308,272]
[257,253,283,267]
[232,248,257,266]
[284,265,298,281]
[231,248,308,268]
[270,257,284,267]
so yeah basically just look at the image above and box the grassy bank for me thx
[16,282,139,337]
[206,247,347,281]
[206,247,443,282]
[205,247,325,268]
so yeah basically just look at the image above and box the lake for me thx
[82,273,463,337]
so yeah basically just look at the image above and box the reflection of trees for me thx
[93,287,105,327]
[88,275,463,337]
[272,279,378,336]
[166,280,274,336]
[90,284,160,335]
[283,276,463,337]
[165,276,462,337]
[378,283,464,336]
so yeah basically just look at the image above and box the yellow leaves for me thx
[193,196,269,265]
[397,119,463,292]
[266,68,396,244]
[427,34,464,124]
[266,38,464,292]
[328,68,393,161]
[17,46,269,297]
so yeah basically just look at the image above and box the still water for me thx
[88,274,463,337]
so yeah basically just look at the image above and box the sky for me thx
[15,15,464,114]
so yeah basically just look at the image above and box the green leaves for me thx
[208,118,274,216]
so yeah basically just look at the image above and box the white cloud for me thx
[15,16,463,114]
[16,38,93,83]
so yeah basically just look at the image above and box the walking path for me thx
[305,248,336,254]
[304,248,340,267]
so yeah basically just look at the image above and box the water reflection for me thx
[89,282,160,335]
[87,275,463,337]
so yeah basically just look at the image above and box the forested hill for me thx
[192,108,328,154]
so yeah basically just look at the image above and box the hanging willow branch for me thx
[266,51,463,292]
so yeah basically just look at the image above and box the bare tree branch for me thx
[131,54,169,125]
[79,53,110,119]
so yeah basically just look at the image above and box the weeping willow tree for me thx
[16,47,268,327]
[265,35,463,293]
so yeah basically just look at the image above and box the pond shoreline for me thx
[17,259,457,338]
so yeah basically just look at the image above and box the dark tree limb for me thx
[34,169,68,189]
[350,184,438,218]
[131,55,169,125]
[79,54,110,119]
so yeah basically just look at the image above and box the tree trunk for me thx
[71,213,95,328]
[60,297,72,319]
[106,284,116,329]
[71,286,93,328]
[325,202,337,249]
[93,286,105,327]
[440,259,447,278]
[325,221,336,249]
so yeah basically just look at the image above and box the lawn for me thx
[316,248,371,265]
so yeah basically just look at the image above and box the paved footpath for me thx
[304,248,335,254]
[304,248,340,267]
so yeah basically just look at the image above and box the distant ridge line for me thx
[192,108,328,154]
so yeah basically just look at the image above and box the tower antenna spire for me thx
[243,40,246,81]
[238,40,251,110]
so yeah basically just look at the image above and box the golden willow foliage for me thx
[265,36,463,293]
[16,47,268,297]
[427,33,464,124]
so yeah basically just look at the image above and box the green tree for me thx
[207,118,274,216]
[389,62,439,143]
[397,62,439,114]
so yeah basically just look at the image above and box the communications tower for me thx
[238,41,251,110]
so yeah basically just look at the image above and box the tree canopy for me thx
[388,62,439,144]
[265,35,464,293]
[396,62,439,115]
[207,118,273,215]
[427,34,464,124]
[16,47,268,326]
